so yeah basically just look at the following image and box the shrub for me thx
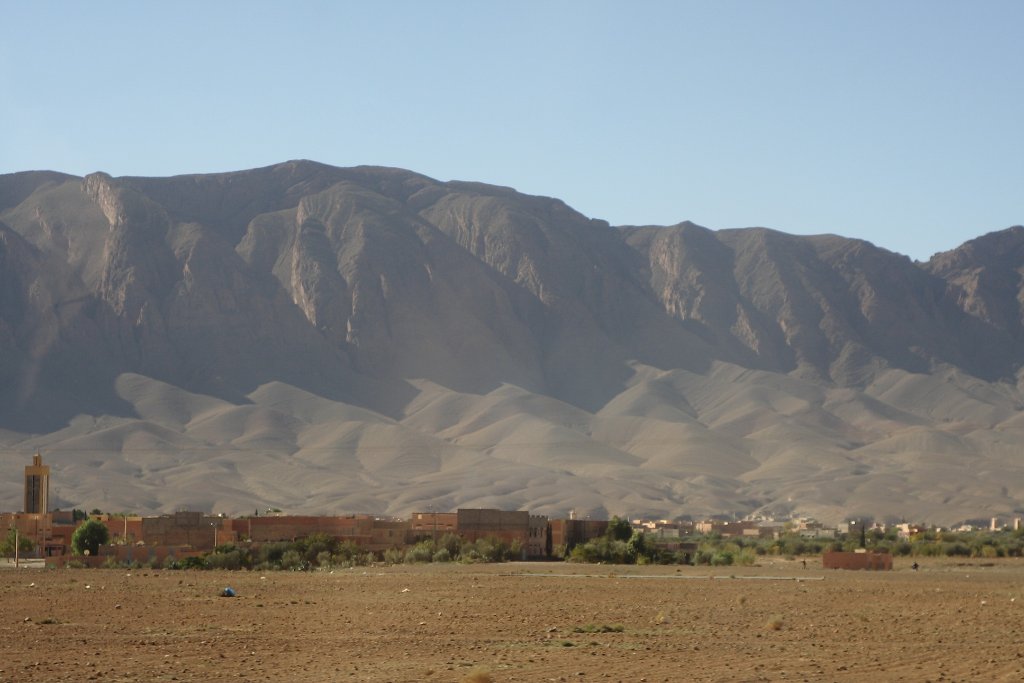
[943,542,970,557]
[462,536,517,563]
[736,548,758,566]
[404,541,435,564]
[207,549,246,570]
[301,532,339,565]
[257,541,290,568]
[179,556,206,570]
[280,550,304,570]
[334,541,361,563]
[437,533,462,558]
[710,551,734,566]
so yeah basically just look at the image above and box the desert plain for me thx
[1,558,1022,682]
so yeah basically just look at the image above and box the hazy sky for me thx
[2,2,1021,260]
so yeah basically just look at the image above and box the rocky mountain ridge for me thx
[0,161,1022,524]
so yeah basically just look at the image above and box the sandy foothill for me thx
[1,558,1022,682]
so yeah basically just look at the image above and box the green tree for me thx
[71,519,110,556]
[626,531,648,563]
[606,516,632,542]
[0,528,35,557]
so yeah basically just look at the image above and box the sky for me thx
[1,1,1021,260]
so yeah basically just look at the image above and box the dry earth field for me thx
[2,559,1023,682]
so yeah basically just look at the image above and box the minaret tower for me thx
[24,452,50,514]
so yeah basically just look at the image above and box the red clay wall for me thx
[409,513,458,537]
[142,512,219,549]
[822,551,893,570]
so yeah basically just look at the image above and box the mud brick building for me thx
[238,514,411,553]
[548,518,609,554]
[142,511,222,549]
[455,509,549,559]
[822,550,893,570]
[409,512,458,539]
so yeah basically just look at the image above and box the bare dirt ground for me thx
[2,557,1023,682]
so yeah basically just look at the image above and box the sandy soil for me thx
[1,558,1023,682]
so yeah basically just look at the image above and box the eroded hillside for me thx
[1,162,1021,524]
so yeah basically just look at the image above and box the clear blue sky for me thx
[2,1,1021,260]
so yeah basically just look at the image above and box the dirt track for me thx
[2,558,1023,682]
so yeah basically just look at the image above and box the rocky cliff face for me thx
[0,161,1022,523]
[624,224,1016,385]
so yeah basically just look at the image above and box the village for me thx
[5,454,1021,569]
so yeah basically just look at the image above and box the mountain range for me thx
[1,160,1022,525]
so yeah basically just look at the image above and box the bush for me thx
[943,542,970,557]
[207,549,246,570]
[461,536,517,563]
[710,551,734,566]
[280,549,304,570]
[179,556,206,570]
[335,541,361,563]
[437,533,463,558]
[404,541,435,564]
[736,548,758,566]
[301,533,339,565]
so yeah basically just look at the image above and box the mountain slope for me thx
[0,162,1021,525]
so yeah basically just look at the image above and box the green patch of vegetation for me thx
[0,528,35,557]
